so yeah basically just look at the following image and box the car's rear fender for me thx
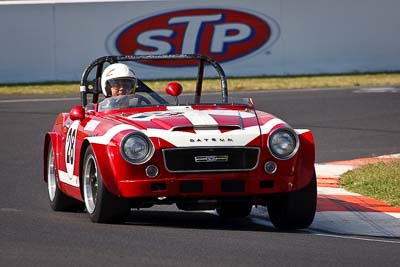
[43,132,62,183]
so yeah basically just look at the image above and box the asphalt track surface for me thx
[1,87,399,266]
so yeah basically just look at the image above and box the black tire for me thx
[46,143,84,212]
[82,146,130,223]
[216,202,253,218]
[267,170,317,230]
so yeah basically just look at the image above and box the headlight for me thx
[120,132,154,164]
[268,128,299,160]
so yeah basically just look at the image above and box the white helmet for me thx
[101,63,137,97]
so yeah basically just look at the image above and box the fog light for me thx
[146,165,159,178]
[264,161,277,174]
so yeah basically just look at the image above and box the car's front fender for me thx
[293,129,316,191]
[87,142,123,196]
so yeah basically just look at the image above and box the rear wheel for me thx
[47,143,83,211]
[267,170,317,230]
[216,202,253,218]
[82,146,130,223]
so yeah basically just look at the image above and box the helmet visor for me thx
[108,78,136,92]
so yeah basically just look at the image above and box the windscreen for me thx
[98,92,253,111]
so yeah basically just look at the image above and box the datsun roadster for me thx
[44,54,316,230]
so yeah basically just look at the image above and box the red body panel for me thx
[44,104,315,202]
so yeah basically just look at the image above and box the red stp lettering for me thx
[115,9,272,66]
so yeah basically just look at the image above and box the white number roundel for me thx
[65,120,80,179]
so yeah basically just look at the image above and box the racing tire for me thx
[267,170,317,231]
[82,146,131,223]
[47,143,84,212]
[216,202,253,218]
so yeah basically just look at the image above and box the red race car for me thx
[44,54,316,230]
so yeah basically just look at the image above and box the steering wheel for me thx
[135,95,152,106]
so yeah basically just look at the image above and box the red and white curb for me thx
[313,154,400,237]
[254,154,400,237]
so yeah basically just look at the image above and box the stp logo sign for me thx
[106,8,279,66]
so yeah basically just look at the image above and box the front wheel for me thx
[82,146,130,223]
[267,170,317,230]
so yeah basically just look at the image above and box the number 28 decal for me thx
[65,121,80,179]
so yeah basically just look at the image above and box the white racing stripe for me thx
[58,170,79,188]
[204,109,256,118]
[179,109,219,126]
[86,124,138,145]
[182,110,220,136]
[85,120,260,147]
[145,126,261,147]
[82,109,296,148]
[88,109,264,147]
[84,120,101,131]
[259,118,286,134]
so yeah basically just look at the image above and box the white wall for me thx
[0,0,399,83]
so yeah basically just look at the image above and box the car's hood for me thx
[114,108,264,147]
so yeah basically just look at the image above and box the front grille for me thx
[163,147,260,173]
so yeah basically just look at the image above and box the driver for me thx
[101,63,137,97]
[99,63,138,109]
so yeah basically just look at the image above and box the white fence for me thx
[1,0,400,83]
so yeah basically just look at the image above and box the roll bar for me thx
[79,54,228,107]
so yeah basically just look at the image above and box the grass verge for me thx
[340,160,400,208]
[0,72,399,95]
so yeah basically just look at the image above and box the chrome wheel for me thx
[46,141,83,212]
[47,144,56,201]
[83,153,98,214]
[82,146,130,223]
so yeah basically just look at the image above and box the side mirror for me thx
[69,106,85,121]
[165,82,183,97]
[165,82,183,105]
